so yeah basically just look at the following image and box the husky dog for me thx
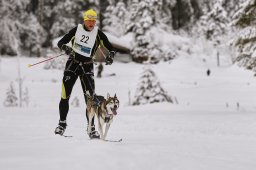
[86,93,119,140]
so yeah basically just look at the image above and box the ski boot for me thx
[87,125,100,139]
[54,120,67,135]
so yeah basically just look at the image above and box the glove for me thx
[105,51,116,65]
[61,44,73,56]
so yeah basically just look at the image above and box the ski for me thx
[103,138,122,142]
[56,134,121,141]
[55,134,73,138]
[89,138,122,142]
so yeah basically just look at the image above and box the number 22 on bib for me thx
[73,24,98,58]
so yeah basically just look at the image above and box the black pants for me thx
[59,58,95,125]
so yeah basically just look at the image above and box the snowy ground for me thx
[0,56,256,170]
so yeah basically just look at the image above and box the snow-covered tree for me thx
[50,1,82,38]
[171,0,197,30]
[232,0,256,72]
[0,0,24,55]
[132,65,173,105]
[161,0,176,27]
[0,0,45,56]
[126,0,167,63]
[192,0,230,40]
[0,0,98,55]
[19,14,46,56]
[102,0,128,36]
[223,0,245,19]
[4,82,18,107]
[40,0,98,46]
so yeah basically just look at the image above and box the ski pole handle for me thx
[28,53,65,68]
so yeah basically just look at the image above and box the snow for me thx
[104,32,133,50]
[0,55,256,170]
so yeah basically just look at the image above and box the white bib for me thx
[72,24,98,57]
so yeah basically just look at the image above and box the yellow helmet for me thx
[83,9,97,21]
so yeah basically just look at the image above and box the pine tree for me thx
[232,0,256,72]
[161,0,176,27]
[19,14,46,56]
[39,0,98,46]
[102,0,128,36]
[132,65,173,105]
[172,0,196,30]
[0,0,45,56]
[0,0,24,55]
[126,0,166,63]
[192,0,230,40]
[0,0,98,55]
[4,82,18,107]
[223,0,245,19]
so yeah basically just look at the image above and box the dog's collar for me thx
[104,109,112,123]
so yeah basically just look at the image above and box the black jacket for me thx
[58,24,115,62]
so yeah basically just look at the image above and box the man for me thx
[54,9,116,139]
[97,63,103,78]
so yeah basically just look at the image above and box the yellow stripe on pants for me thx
[61,83,67,99]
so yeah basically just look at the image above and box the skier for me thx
[97,62,103,78]
[54,9,116,138]
[206,69,211,76]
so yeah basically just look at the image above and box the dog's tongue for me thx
[111,108,117,115]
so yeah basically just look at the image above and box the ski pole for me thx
[28,53,65,68]
[98,47,107,59]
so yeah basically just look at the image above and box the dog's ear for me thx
[107,93,110,99]
[114,93,117,98]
